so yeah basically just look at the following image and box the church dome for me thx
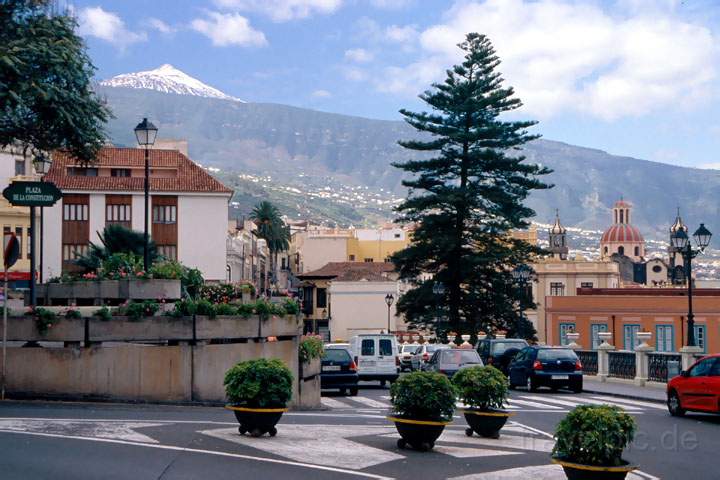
[550,211,566,235]
[601,224,644,243]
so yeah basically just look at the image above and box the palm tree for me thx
[250,201,290,292]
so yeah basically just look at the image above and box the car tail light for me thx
[533,360,543,371]
[349,361,357,372]
[575,360,583,371]
[422,353,429,361]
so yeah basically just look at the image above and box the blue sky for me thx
[72,0,720,169]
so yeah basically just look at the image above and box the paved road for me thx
[0,384,717,479]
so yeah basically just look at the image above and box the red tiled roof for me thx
[298,262,397,281]
[46,147,232,194]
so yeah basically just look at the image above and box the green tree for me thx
[250,201,290,291]
[391,33,551,340]
[0,0,110,162]
[75,224,158,272]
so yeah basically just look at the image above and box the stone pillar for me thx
[634,345,653,386]
[566,332,581,350]
[596,332,615,382]
[680,345,703,371]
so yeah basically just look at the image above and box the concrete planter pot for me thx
[552,458,637,480]
[226,406,287,437]
[597,331,613,346]
[462,408,514,438]
[119,279,181,300]
[302,357,321,378]
[387,416,450,451]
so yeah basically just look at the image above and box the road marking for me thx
[0,419,162,443]
[449,464,653,480]
[433,445,523,458]
[589,396,666,410]
[439,429,555,452]
[201,424,402,470]
[0,429,394,480]
[351,396,389,409]
[520,395,642,411]
[321,397,350,409]
[557,396,643,411]
[506,399,562,410]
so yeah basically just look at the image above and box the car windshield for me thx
[538,349,577,361]
[323,349,351,362]
[491,341,527,355]
[402,345,419,354]
[426,344,447,353]
[440,350,482,365]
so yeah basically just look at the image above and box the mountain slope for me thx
[100,64,243,102]
[96,84,720,238]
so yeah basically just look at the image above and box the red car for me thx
[667,354,720,416]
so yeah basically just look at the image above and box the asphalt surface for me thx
[0,383,717,479]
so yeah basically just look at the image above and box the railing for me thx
[648,352,681,383]
[608,351,636,379]
[576,350,598,375]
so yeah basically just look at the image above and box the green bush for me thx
[195,298,217,318]
[122,301,159,321]
[390,371,456,422]
[283,299,300,315]
[236,303,254,318]
[253,299,272,320]
[34,308,57,335]
[149,260,185,280]
[552,405,636,466]
[200,283,241,304]
[215,303,237,316]
[182,268,204,299]
[224,358,294,408]
[452,365,507,411]
[269,302,286,317]
[171,299,197,317]
[299,335,324,363]
[100,252,144,279]
[94,306,112,321]
[65,308,82,319]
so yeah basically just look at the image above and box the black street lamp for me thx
[385,293,394,333]
[134,118,158,272]
[29,153,52,304]
[670,224,712,347]
[432,281,445,335]
[511,264,533,337]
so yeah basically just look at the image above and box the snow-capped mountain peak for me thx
[100,64,243,102]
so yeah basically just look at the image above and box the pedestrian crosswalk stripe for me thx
[506,399,562,410]
[589,395,666,410]
[321,397,350,409]
[352,396,389,409]
[520,395,642,411]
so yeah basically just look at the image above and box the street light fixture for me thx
[134,118,158,272]
[670,223,712,347]
[511,264,533,338]
[32,153,51,175]
[385,293,394,333]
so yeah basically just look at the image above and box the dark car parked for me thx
[476,338,529,374]
[425,348,483,378]
[508,346,583,393]
[321,348,359,396]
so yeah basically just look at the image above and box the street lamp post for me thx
[385,293,394,333]
[511,264,532,335]
[670,224,712,347]
[30,154,51,307]
[134,118,158,272]
[432,281,445,337]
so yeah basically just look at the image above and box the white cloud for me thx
[369,0,412,9]
[343,66,367,81]
[146,18,175,34]
[377,0,719,120]
[345,48,374,63]
[385,24,418,43]
[214,0,342,22]
[311,89,332,98]
[78,7,146,49]
[191,12,267,47]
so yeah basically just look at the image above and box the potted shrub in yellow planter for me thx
[552,405,637,479]
[453,365,512,438]
[387,371,456,451]
[224,358,293,437]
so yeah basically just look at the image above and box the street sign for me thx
[2,181,61,207]
[3,233,19,270]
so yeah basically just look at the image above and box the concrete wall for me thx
[329,280,399,341]
[178,195,228,281]
[0,339,314,406]
[42,201,63,280]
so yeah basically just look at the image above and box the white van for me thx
[349,334,400,386]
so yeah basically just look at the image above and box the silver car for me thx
[424,348,483,378]
[411,343,451,371]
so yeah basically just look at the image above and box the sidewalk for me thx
[582,376,666,403]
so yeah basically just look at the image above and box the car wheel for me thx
[668,390,685,417]
[350,388,359,396]
[527,375,538,392]
[380,380,387,387]
[571,383,583,394]
[340,388,347,396]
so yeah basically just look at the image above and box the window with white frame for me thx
[63,204,89,221]
[157,245,177,260]
[550,282,565,296]
[106,204,131,223]
[62,244,88,261]
[152,205,177,224]
[694,325,706,352]
[623,325,640,350]
[559,323,575,346]
[591,324,608,349]
[656,325,674,352]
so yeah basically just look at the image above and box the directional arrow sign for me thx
[2,181,62,207]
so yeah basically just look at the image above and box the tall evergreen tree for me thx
[391,33,551,340]
[0,0,110,162]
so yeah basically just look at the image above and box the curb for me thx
[581,387,666,405]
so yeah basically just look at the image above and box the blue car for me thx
[508,346,583,393]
